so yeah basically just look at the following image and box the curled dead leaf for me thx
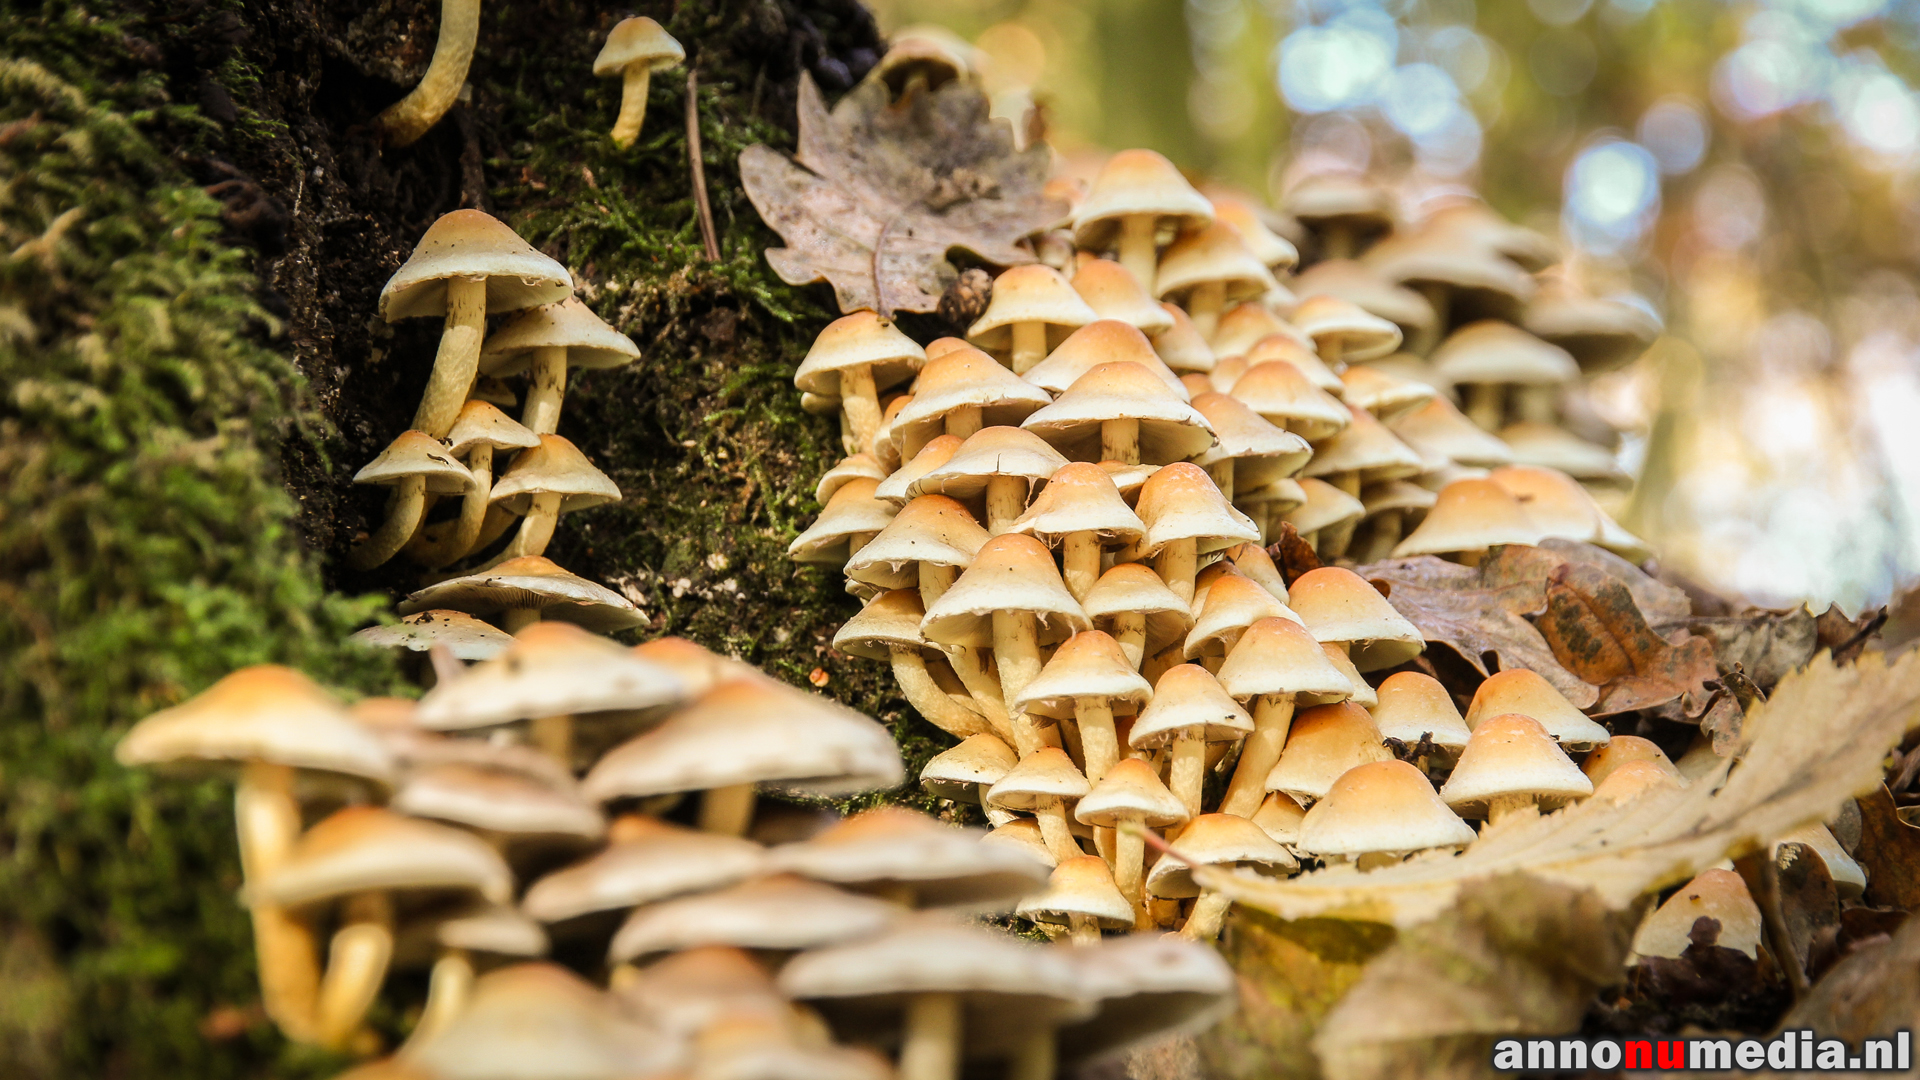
[1856,784,1920,910]
[1537,559,1717,716]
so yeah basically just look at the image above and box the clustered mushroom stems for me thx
[522,346,570,435]
[840,363,885,452]
[892,646,988,736]
[1061,530,1102,602]
[372,0,481,147]
[409,444,495,569]
[1167,726,1207,819]
[416,277,488,440]
[1218,692,1294,817]
[315,890,397,1048]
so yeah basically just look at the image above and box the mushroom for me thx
[693,1012,894,1080]
[1130,664,1253,818]
[1018,854,1135,944]
[889,345,1053,456]
[1521,270,1662,374]
[1579,734,1680,786]
[1352,478,1438,563]
[1211,304,1313,361]
[1290,294,1402,367]
[1340,362,1437,423]
[1389,476,1544,562]
[1006,462,1146,602]
[920,734,1020,816]
[349,610,514,676]
[1279,478,1366,552]
[1282,170,1394,259]
[1055,933,1236,1065]
[1013,629,1153,788]
[1191,391,1311,505]
[404,401,541,568]
[1068,255,1178,335]
[1285,566,1426,673]
[1388,395,1514,471]
[906,426,1068,534]
[399,962,685,1078]
[1290,260,1437,347]
[1151,302,1218,374]
[347,431,477,571]
[1314,642,1376,708]
[479,297,640,435]
[486,433,621,563]
[1228,359,1350,442]
[1022,319,1191,400]
[1214,616,1353,817]
[1487,463,1650,562]
[608,874,899,963]
[1496,420,1629,485]
[1185,575,1305,666]
[771,806,1049,912]
[1149,813,1295,939]
[370,0,485,147]
[1073,149,1214,292]
[1296,759,1475,870]
[1301,404,1424,500]
[1235,477,1308,543]
[1023,361,1218,467]
[1153,223,1277,341]
[521,814,767,947]
[392,902,548,1046]
[985,746,1091,864]
[788,476,897,568]
[1081,561,1194,671]
[875,436,965,505]
[1464,667,1612,751]
[1774,824,1867,899]
[795,312,928,454]
[966,264,1099,373]
[1363,222,1537,352]
[1208,192,1300,274]
[614,944,788,1037]
[870,392,919,466]
[817,452,890,504]
[1263,701,1392,806]
[379,210,572,439]
[1250,791,1309,847]
[1628,869,1762,962]
[1589,759,1684,805]
[593,17,685,148]
[835,589,992,741]
[1369,671,1473,761]
[1439,713,1592,824]
[398,554,645,633]
[1074,758,1187,928]
[1129,462,1259,604]
[1430,320,1579,431]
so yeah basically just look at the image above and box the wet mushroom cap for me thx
[351,609,515,662]
[114,665,395,784]
[253,805,515,908]
[1464,668,1612,751]
[1262,702,1392,804]
[1284,567,1425,672]
[1017,854,1135,929]
[1295,760,1474,857]
[1073,758,1188,829]
[378,210,572,321]
[1438,713,1593,818]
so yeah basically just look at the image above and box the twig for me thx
[1733,849,1809,1001]
[1131,821,1197,869]
[686,70,720,263]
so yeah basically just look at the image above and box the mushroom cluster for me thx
[117,631,1237,1079]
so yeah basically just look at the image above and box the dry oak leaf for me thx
[1667,606,1819,693]
[1538,538,1691,626]
[1204,648,1920,929]
[1536,558,1718,716]
[1357,546,1597,709]
[740,73,1065,317]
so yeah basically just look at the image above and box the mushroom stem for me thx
[1169,728,1207,818]
[1463,382,1505,432]
[1322,225,1355,262]
[237,762,321,1043]
[1181,890,1233,941]
[1066,913,1101,947]
[1114,817,1149,929]
[413,276,487,438]
[840,364,884,453]
[1117,215,1159,294]
[1206,460,1234,502]
[700,782,757,836]
[314,890,395,1049]
[531,714,573,765]
[944,405,983,441]
[610,63,654,148]
[1110,612,1147,670]
[898,992,961,1080]
[372,0,482,147]
[1412,283,1450,356]
[503,490,564,560]
[891,646,988,738]
[984,475,1027,535]
[1321,476,1361,557]
[1485,793,1534,825]
[1155,538,1198,605]
[349,476,429,571]
[407,445,494,568]
[500,607,540,633]
[1515,384,1558,424]
[1101,417,1140,465]
[949,646,1015,745]
[1359,509,1403,564]
[1219,694,1293,817]
[1035,795,1081,864]
[522,345,570,435]
[474,503,519,552]
[1009,1028,1058,1080]
[992,611,1046,757]
[410,947,474,1047]
[1061,531,1101,603]
[1185,280,1226,342]
[1075,696,1119,784]
[1010,321,1049,374]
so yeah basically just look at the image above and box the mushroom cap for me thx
[1289,260,1436,339]
[1487,465,1648,559]
[393,761,606,841]
[255,806,514,907]
[968,264,1099,350]
[984,746,1091,810]
[1589,759,1684,805]
[401,962,684,1080]
[1237,476,1307,514]
[1132,462,1260,555]
[1216,616,1353,700]
[1283,171,1394,230]
[1129,664,1254,746]
[628,637,759,700]
[355,430,476,494]
[1146,813,1296,897]
[446,400,543,456]
[1082,561,1194,653]
[1151,302,1218,373]
[893,346,1054,440]
[920,734,1020,796]
[1521,283,1662,373]
[1285,567,1425,672]
[1018,854,1135,928]
[925,336,972,360]
[1228,360,1350,442]
[395,903,549,966]
[1390,477,1545,558]
[845,495,989,591]
[1300,405,1424,485]
[920,533,1089,650]
[766,806,1049,912]
[1369,671,1472,750]
[1006,461,1145,546]
[583,678,904,801]
[1210,195,1300,270]
[1251,791,1308,846]
[397,556,645,633]
[1220,542,1290,597]
[415,621,687,731]
[615,945,785,1037]
[695,1013,894,1080]
[114,665,395,784]
[1262,702,1391,804]
[471,375,518,408]
[1211,305,1306,360]
[1389,396,1515,468]
[875,434,962,505]
[593,15,686,75]
[1339,363,1437,424]
[522,815,768,923]
[788,478,897,563]
[871,26,976,91]
[1290,294,1402,362]
[488,434,621,513]
[1240,333,1345,395]
[1439,713,1593,817]
[1580,734,1679,785]
[1362,478,1438,517]
[1362,230,1536,318]
[1102,459,1161,498]
[380,210,573,321]
[1055,933,1237,1063]
[1421,200,1560,272]
[351,609,515,661]
[609,874,900,961]
[1014,630,1154,718]
[1074,757,1188,828]
[358,703,578,789]
[1430,320,1579,387]
[831,589,928,660]
[1021,319,1189,399]
[1185,576,1305,658]
[1296,760,1475,857]
[816,453,890,505]
[1630,869,1762,961]
[906,426,1068,500]
[1191,393,1312,485]
[1465,668,1613,751]
[1069,258,1177,335]
[794,311,927,396]
[1497,421,1629,483]
[871,394,915,468]
[479,297,641,375]
[1776,823,1867,899]
[1073,149,1215,249]
[1280,478,1366,536]
[983,818,1056,867]
[1311,642,1375,709]
[1153,222,1278,304]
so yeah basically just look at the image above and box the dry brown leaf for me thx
[1205,649,1920,929]
[1677,607,1820,691]
[1538,538,1691,626]
[1777,913,1920,1077]
[740,74,1064,316]
[1537,559,1718,715]
[1856,784,1920,910]
[1357,547,1597,709]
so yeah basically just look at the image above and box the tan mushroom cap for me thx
[1210,195,1300,270]
[397,556,645,633]
[393,761,606,841]
[1421,200,1559,272]
[1014,630,1153,719]
[1296,760,1475,857]
[115,665,396,783]
[1070,257,1177,335]
[921,533,1090,649]
[892,347,1055,440]
[1237,476,1308,516]
[479,297,641,376]
[1630,869,1762,961]
[1152,302,1219,374]
[1465,668,1612,751]
[967,264,1099,351]
[1220,542,1289,597]
[920,734,1019,801]
[985,746,1091,812]
[832,589,928,659]
[817,453,890,504]
[415,621,686,731]
[1209,304,1308,359]
[982,818,1057,867]
[594,16,686,75]
[845,495,989,591]
[355,431,476,494]
[1369,671,1471,751]
[1487,465,1648,560]
[1229,360,1349,442]
[489,434,621,513]
[1280,478,1366,536]
[872,26,976,90]
[1290,294,1402,362]
[1389,397,1515,468]
[394,902,549,965]
[1022,318,1189,399]
[1019,854,1135,929]
[627,636,759,700]
[1101,459,1160,498]
[1311,642,1374,709]
[1153,222,1278,305]
[1439,713,1593,817]
[1073,149,1215,250]
[1082,561,1195,653]
[1301,405,1424,485]
[1521,280,1662,372]
[768,806,1050,911]
[1073,757,1188,829]
[1580,734,1680,785]
[1216,616,1352,701]
[1146,813,1296,897]
[1242,333,1345,394]
[788,477,896,563]
[583,678,904,801]
[1129,665,1254,746]
[1431,320,1579,387]
[1391,477,1544,558]
[1362,478,1438,517]
[1251,791,1309,846]
[1775,824,1867,899]
[380,209,573,321]
[697,1014,894,1080]
[794,311,927,396]
[1186,575,1304,658]
[1132,462,1260,555]
[1362,229,1537,316]
[446,400,543,456]
[254,806,514,908]
[1191,393,1312,487]
[1339,363,1437,423]
[875,435,962,505]
[521,815,768,923]
[1055,932,1238,1063]
[616,945,785,1037]
[1007,462,1146,546]
[1289,260,1436,339]
[351,609,516,661]
[1263,702,1391,804]
[1283,171,1394,231]
[1286,567,1425,672]
[906,426,1068,500]
[871,393,915,468]
[402,962,683,1080]
[610,874,899,961]
[1590,759,1684,805]
[1498,421,1629,484]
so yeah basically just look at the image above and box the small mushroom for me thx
[479,296,640,435]
[1464,668,1612,751]
[403,401,540,569]
[1228,357,1350,442]
[1264,701,1392,806]
[795,312,927,454]
[592,17,685,148]
[1284,170,1394,260]
[1580,734,1680,785]
[876,436,964,505]
[1150,813,1296,938]
[1130,665,1253,819]
[486,433,621,563]
[347,431,476,571]
[1006,462,1146,603]
[1286,566,1426,673]
[399,555,645,633]
[920,734,1020,813]
[985,747,1091,865]
[1340,362,1437,423]
[1352,478,1438,562]
[1069,255,1178,335]
[1023,362,1214,468]
[1290,294,1402,367]
[789,476,898,568]
[967,264,1098,373]
[1296,760,1474,871]
[400,962,684,1077]
[349,610,514,674]
[1279,478,1366,553]
[836,589,992,741]
[1151,302,1218,374]
[889,345,1053,456]
[1185,573,1305,665]
[1291,259,1435,344]
[771,806,1049,912]
[608,874,898,962]
[1369,671,1473,760]
[1389,395,1515,470]
[1430,320,1578,431]
[1192,391,1310,504]
[1629,869,1762,962]
[906,426,1068,535]
[1018,854,1134,944]
[1214,617,1352,817]
[1081,562,1193,671]
[1074,759,1186,928]
[392,903,548,1047]
[1012,630,1152,788]
[371,0,483,146]
[1154,223,1277,341]
[1023,319,1191,400]
[1439,713,1592,824]
[1129,463,1259,605]
[1073,149,1214,293]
